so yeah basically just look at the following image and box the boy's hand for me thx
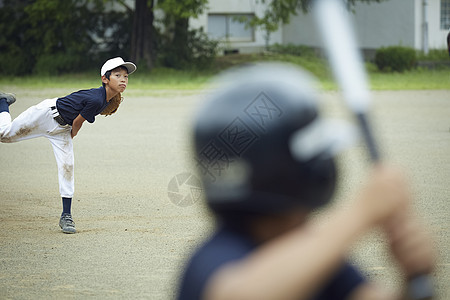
[357,165,409,227]
[384,210,435,279]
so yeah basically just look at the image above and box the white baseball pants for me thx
[0,98,74,198]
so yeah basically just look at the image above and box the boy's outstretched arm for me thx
[203,165,435,300]
[71,114,85,138]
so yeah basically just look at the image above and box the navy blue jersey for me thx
[56,86,109,125]
[177,226,366,300]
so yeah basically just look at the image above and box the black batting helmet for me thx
[192,63,356,220]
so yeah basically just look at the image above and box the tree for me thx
[0,0,102,75]
[0,0,132,75]
[0,0,216,74]
[0,0,34,75]
[130,0,156,70]
[115,0,215,70]
[157,0,210,69]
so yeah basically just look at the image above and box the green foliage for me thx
[33,53,83,76]
[158,28,219,70]
[156,0,218,70]
[157,0,208,18]
[1,53,449,91]
[186,29,219,69]
[0,52,450,90]
[0,0,131,75]
[369,67,450,90]
[375,46,417,72]
[416,49,449,61]
[213,52,330,79]
[248,0,302,33]
[269,43,316,57]
[0,0,34,76]
[90,9,133,63]
[0,0,394,75]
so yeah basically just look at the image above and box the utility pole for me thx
[422,0,429,55]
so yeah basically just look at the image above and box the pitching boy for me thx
[0,57,136,234]
[177,63,435,300]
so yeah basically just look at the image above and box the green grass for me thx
[369,68,450,90]
[0,69,213,90]
[1,53,449,91]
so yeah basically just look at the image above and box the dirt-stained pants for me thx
[0,98,74,198]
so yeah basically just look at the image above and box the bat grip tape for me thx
[407,274,434,300]
[356,113,380,162]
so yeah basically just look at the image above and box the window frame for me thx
[441,0,450,30]
[207,13,255,42]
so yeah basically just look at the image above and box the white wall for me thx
[426,0,449,49]
[283,0,416,49]
[192,0,448,53]
[414,0,448,50]
[281,10,322,48]
[415,0,425,50]
[282,0,447,52]
[352,0,416,48]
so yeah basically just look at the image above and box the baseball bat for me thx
[312,0,433,299]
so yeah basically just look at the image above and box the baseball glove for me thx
[100,93,123,116]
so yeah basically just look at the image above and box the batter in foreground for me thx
[177,63,435,300]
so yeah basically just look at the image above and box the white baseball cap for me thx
[100,57,137,76]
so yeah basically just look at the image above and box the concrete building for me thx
[190,0,450,56]
[190,0,283,53]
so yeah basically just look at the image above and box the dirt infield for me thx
[0,88,449,299]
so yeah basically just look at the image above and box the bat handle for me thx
[407,274,434,300]
[356,113,434,299]
[356,113,380,162]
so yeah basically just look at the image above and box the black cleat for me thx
[0,92,16,106]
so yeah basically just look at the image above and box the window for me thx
[207,14,254,42]
[441,0,450,30]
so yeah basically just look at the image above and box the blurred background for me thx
[1,0,449,78]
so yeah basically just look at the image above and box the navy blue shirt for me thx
[177,226,366,300]
[56,86,109,125]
